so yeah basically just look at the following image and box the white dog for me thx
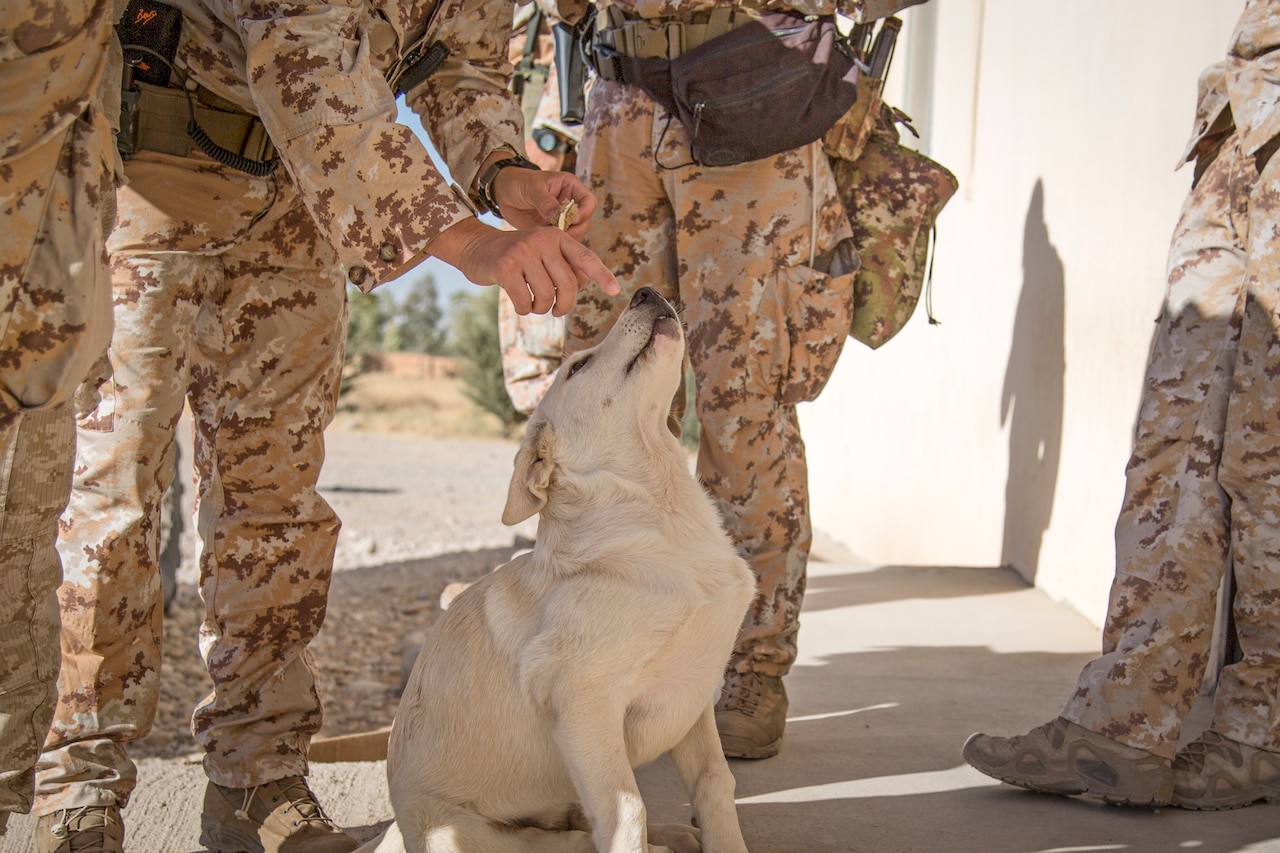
[357,288,755,853]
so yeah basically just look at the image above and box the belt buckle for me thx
[665,21,685,58]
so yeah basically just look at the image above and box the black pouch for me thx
[670,13,860,167]
[116,0,183,87]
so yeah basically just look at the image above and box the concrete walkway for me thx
[4,560,1277,852]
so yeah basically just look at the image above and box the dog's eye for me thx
[567,356,590,378]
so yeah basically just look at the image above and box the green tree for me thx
[449,287,523,435]
[343,286,392,389]
[346,286,393,356]
[386,273,447,354]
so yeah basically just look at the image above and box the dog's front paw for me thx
[649,822,702,853]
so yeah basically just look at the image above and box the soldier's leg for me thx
[659,121,853,759]
[1212,141,1280,756]
[0,404,75,821]
[1165,146,1280,810]
[564,79,678,355]
[187,197,347,788]
[34,249,207,815]
[1061,136,1251,757]
[187,198,358,853]
[0,41,115,822]
[964,135,1248,807]
[499,296,566,416]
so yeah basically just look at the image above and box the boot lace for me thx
[1177,731,1243,774]
[50,806,120,849]
[719,672,767,716]
[235,776,340,829]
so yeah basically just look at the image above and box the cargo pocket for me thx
[776,260,856,405]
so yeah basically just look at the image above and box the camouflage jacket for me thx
[168,0,524,290]
[0,0,121,162]
[546,0,923,23]
[1181,0,1280,166]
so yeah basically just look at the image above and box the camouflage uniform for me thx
[499,6,578,415]
[561,0,858,677]
[0,0,120,827]
[1061,0,1280,760]
[35,0,525,814]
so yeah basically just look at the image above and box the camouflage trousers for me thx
[566,81,855,676]
[1062,132,1280,758]
[0,1,117,820]
[34,149,348,813]
[499,295,564,416]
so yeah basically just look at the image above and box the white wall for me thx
[803,0,1240,626]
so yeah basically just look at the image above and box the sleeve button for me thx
[348,265,368,286]
[379,242,398,262]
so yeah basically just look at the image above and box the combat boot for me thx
[715,671,788,759]
[34,806,124,853]
[1172,730,1280,810]
[963,716,1172,806]
[199,775,358,853]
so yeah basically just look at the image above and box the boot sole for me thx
[980,767,1170,807]
[1172,790,1280,811]
[200,821,265,853]
[963,734,1171,807]
[721,734,782,760]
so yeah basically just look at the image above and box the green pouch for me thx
[829,104,958,349]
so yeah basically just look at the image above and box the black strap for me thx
[394,40,451,98]
[119,44,278,176]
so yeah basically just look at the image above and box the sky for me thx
[376,102,496,309]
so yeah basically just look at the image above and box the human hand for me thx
[425,217,619,316]
[490,164,597,241]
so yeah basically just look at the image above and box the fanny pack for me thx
[589,8,860,167]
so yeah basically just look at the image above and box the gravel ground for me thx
[137,426,532,760]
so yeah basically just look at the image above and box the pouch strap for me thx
[126,82,276,164]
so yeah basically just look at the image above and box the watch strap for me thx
[475,153,540,219]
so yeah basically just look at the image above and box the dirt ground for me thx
[134,374,533,760]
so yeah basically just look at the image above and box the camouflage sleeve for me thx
[402,0,526,203]
[237,1,473,291]
[1177,61,1231,171]
[0,0,116,161]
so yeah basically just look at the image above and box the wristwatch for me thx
[475,153,540,219]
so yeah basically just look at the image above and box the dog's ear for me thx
[503,421,554,525]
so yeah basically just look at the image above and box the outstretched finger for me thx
[561,234,619,296]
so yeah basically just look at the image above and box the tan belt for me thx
[592,4,757,62]
[127,82,277,164]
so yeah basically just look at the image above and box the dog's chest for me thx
[621,585,745,763]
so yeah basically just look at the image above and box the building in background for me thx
[804,1,1239,626]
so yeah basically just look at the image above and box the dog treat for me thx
[554,199,578,231]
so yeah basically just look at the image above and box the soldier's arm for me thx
[400,0,526,211]
[235,1,476,291]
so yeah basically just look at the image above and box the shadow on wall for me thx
[1001,179,1065,584]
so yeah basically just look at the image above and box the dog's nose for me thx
[630,287,658,309]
